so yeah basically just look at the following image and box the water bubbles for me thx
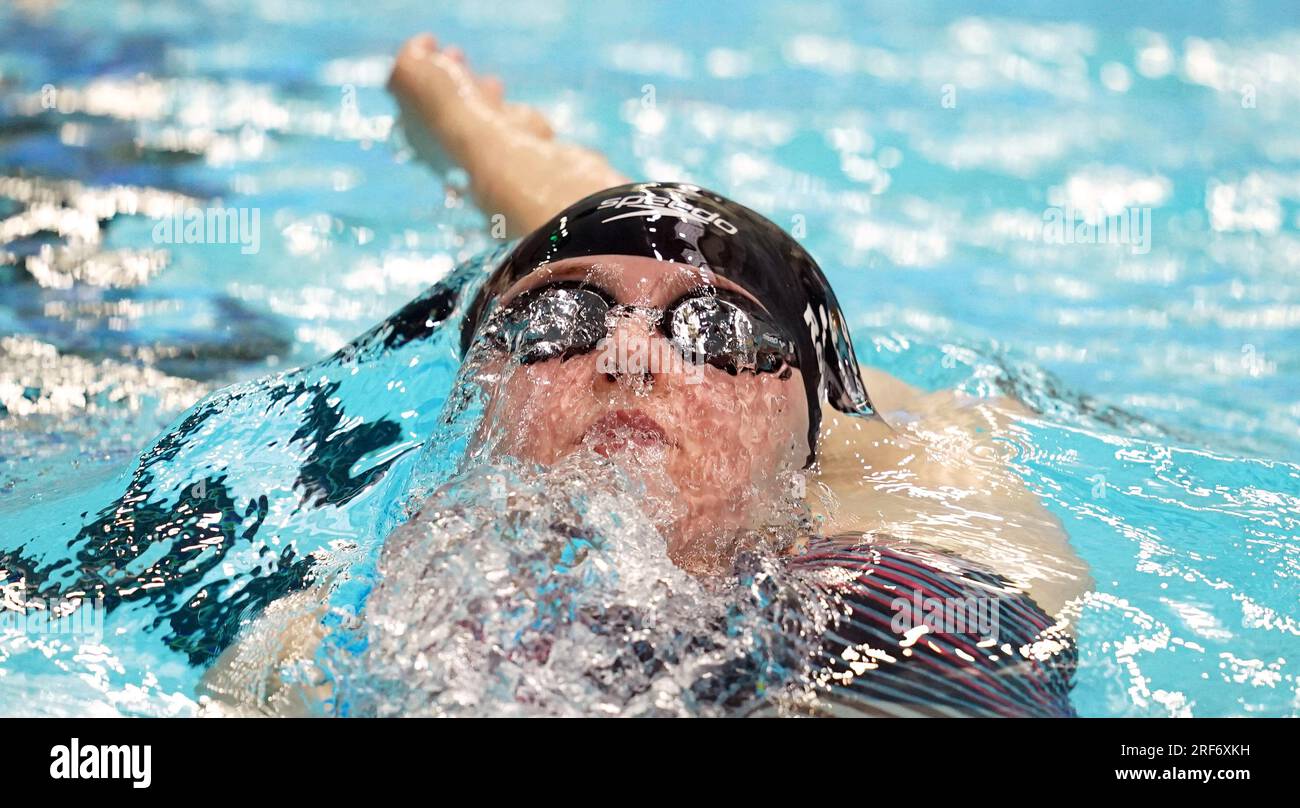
[331,454,826,717]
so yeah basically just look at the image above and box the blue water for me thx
[1,0,1297,716]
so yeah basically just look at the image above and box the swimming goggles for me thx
[476,281,800,375]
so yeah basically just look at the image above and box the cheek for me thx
[663,370,809,495]
[477,359,596,462]
[473,355,810,500]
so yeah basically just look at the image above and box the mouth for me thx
[583,409,671,457]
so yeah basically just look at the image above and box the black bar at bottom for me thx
[0,717,1285,795]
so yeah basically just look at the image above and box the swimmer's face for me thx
[467,255,811,573]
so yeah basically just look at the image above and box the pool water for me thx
[1,0,1297,716]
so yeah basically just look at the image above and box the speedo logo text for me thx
[597,193,739,234]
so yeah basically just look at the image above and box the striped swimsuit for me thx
[777,536,1077,717]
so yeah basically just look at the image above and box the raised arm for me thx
[387,34,629,237]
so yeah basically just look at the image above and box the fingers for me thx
[390,34,438,93]
[479,75,504,106]
[390,34,475,100]
[388,33,558,152]
[398,33,436,61]
[504,103,554,139]
[410,33,436,56]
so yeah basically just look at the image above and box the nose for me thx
[596,307,666,387]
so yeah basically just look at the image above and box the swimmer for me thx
[200,35,1091,717]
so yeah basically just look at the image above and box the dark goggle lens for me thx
[667,295,796,374]
[487,285,610,364]
[484,285,797,374]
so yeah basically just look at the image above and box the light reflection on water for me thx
[0,0,1297,716]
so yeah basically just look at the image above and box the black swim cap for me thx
[459,182,875,463]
